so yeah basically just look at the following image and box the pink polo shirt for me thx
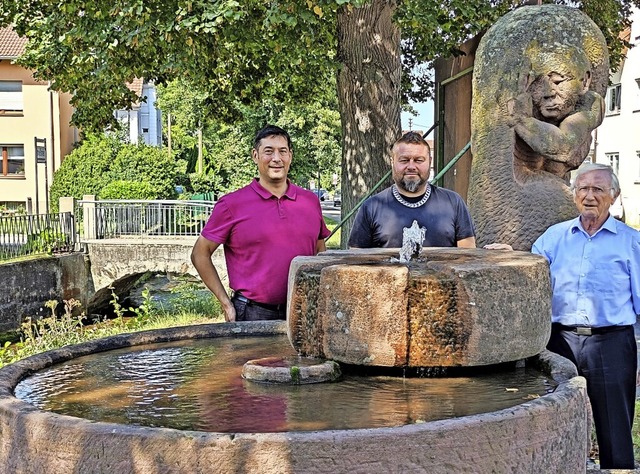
[201,179,330,305]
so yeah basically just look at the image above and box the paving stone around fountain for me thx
[0,322,589,474]
[288,248,552,367]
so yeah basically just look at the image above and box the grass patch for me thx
[634,399,640,461]
[0,286,224,369]
[324,216,343,249]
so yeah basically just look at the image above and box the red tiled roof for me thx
[126,78,144,97]
[125,78,144,107]
[0,27,27,59]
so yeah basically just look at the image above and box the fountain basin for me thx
[288,248,552,367]
[0,322,588,473]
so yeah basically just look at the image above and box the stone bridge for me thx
[84,237,227,311]
[1,237,227,334]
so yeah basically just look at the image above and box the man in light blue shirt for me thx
[532,162,640,469]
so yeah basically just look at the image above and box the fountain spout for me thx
[399,220,426,262]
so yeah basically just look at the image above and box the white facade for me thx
[114,81,162,146]
[594,7,640,226]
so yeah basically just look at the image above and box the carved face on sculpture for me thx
[528,47,591,124]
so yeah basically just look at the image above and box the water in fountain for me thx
[14,335,554,433]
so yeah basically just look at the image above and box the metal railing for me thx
[0,212,76,261]
[78,199,215,240]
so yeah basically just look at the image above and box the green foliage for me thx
[189,172,223,196]
[158,78,342,195]
[290,365,301,384]
[24,228,68,255]
[3,0,349,131]
[324,216,342,249]
[99,181,158,200]
[107,144,178,199]
[0,340,24,366]
[19,299,85,354]
[397,0,640,103]
[49,133,179,209]
[162,279,221,316]
[0,282,223,369]
[126,288,154,329]
[49,134,120,212]
[2,0,637,132]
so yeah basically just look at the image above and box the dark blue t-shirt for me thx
[348,186,475,248]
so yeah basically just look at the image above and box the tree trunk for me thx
[336,1,402,247]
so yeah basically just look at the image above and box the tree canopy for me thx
[3,0,637,132]
[155,78,342,196]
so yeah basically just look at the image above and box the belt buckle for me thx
[576,327,592,336]
[234,293,248,303]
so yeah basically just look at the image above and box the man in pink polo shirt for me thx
[191,125,330,322]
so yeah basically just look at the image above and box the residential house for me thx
[0,26,77,214]
[115,78,162,146]
[593,7,640,226]
[0,27,163,214]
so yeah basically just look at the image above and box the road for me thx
[321,201,342,224]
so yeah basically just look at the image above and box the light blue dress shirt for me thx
[532,215,640,327]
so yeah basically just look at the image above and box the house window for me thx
[1,145,25,176]
[606,84,621,115]
[0,81,23,114]
[606,152,620,175]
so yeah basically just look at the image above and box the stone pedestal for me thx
[287,248,551,367]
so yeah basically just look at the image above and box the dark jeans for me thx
[547,324,637,469]
[231,296,286,321]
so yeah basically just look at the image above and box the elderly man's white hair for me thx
[571,162,620,196]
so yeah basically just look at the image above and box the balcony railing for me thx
[78,199,215,240]
[0,212,76,261]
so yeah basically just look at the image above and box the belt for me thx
[232,291,285,312]
[553,323,632,336]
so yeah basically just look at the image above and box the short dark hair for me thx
[392,131,431,155]
[253,125,292,151]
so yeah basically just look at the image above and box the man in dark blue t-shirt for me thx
[348,132,476,249]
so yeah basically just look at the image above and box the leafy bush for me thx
[189,172,222,196]
[107,144,178,199]
[50,134,179,211]
[100,181,158,200]
[49,134,120,211]
[24,229,68,254]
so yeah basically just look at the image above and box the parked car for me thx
[333,192,342,207]
[312,189,329,201]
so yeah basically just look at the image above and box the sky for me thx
[401,101,435,138]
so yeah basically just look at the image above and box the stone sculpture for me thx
[468,5,609,250]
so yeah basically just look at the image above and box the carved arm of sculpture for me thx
[507,89,603,163]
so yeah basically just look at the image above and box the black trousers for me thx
[231,295,286,321]
[547,324,637,469]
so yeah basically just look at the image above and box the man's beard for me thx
[397,176,427,193]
